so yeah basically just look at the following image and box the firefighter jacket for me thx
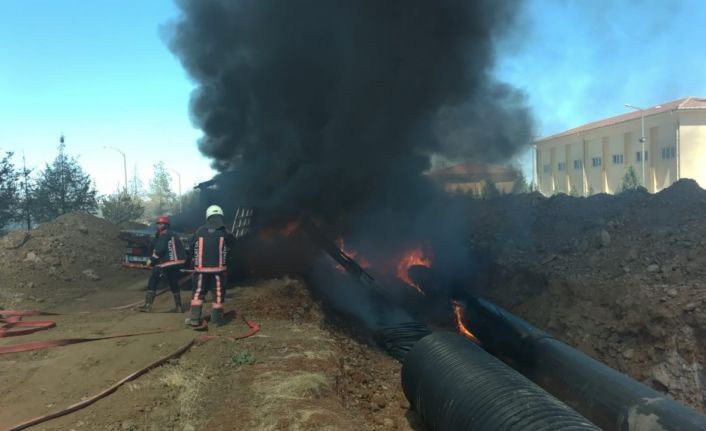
[151,228,187,268]
[191,223,235,273]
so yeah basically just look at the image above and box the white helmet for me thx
[206,205,224,219]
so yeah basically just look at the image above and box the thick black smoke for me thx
[167,0,533,221]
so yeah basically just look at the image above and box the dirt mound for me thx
[469,180,706,412]
[0,212,130,309]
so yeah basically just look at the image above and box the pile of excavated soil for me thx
[0,212,135,309]
[468,179,706,412]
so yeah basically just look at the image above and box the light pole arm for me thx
[104,146,128,194]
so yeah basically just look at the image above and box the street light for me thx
[103,146,128,194]
[168,168,182,214]
[624,103,661,187]
[528,135,541,192]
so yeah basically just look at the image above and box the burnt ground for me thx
[2,179,706,430]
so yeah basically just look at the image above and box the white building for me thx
[535,97,706,195]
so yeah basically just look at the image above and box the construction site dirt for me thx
[1,179,705,429]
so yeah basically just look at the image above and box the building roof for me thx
[536,96,706,142]
[428,162,520,183]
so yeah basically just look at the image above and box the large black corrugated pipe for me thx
[375,321,430,361]
[401,332,600,431]
[460,296,706,431]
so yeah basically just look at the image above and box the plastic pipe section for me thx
[402,332,600,431]
[461,296,706,431]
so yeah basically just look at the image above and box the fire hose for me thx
[1,310,260,431]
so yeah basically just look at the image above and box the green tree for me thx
[480,179,501,199]
[146,161,176,218]
[620,166,641,192]
[34,142,98,222]
[129,163,145,198]
[0,152,19,231]
[100,191,145,225]
[17,154,35,232]
[511,171,530,194]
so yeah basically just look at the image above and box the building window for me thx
[661,146,676,159]
[612,154,624,165]
[592,157,602,167]
[636,151,649,162]
[573,160,583,170]
[557,162,566,171]
[543,164,550,173]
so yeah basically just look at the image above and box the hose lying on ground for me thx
[401,332,600,431]
[2,310,260,431]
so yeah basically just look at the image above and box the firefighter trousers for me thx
[147,266,182,294]
[190,272,226,308]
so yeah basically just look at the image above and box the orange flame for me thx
[396,247,431,294]
[256,221,300,241]
[452,300,480,344]
[334,237,371,272]
[282,220,299,236]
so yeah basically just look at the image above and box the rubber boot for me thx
[170,293,184,313]
[187,304,202,326]
[211,306,225,327]
[138,290,156,312]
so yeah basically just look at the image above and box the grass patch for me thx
[159,365,208,421]
[254,371,329,402]
[230,350,256,367]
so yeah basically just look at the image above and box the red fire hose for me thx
[1,309,260,431]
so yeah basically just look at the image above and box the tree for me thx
[620,166,641,192]
[480,179,501,199]
[0,152,19,231]
[17,154,35,232]
[100,191,145,225]
[146,161,176,218]
[129,163,145,198]
[511,171,530,194]
[34,142,98,222]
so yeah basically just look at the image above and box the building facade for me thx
[428,162,520,195]
[535,97,706,196]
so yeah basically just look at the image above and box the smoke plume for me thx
[166,0,533,221]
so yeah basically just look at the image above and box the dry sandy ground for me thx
[1,275,424,431]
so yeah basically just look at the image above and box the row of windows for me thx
[661,147,676,159]
[543,147,676,172]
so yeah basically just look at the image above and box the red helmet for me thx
[156,215,170,225]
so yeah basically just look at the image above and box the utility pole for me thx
[624,103,661,188]
[168,168,182,214]
[104,146,128,194]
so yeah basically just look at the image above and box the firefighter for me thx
[187,205,236,326]
[138,215,187,312]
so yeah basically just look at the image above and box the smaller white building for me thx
[536,97,706,195]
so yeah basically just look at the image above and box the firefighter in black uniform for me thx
[138,215,187,312]
[187,205,235,326]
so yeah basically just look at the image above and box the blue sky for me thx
[1,0,705,194]
[0,1,204,194]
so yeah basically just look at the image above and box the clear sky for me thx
[2,0,705,194]
[0,0,206,195]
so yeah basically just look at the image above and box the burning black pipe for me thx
[301,218,429,360]
[402,332,600,430]
[458,296,706,431]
